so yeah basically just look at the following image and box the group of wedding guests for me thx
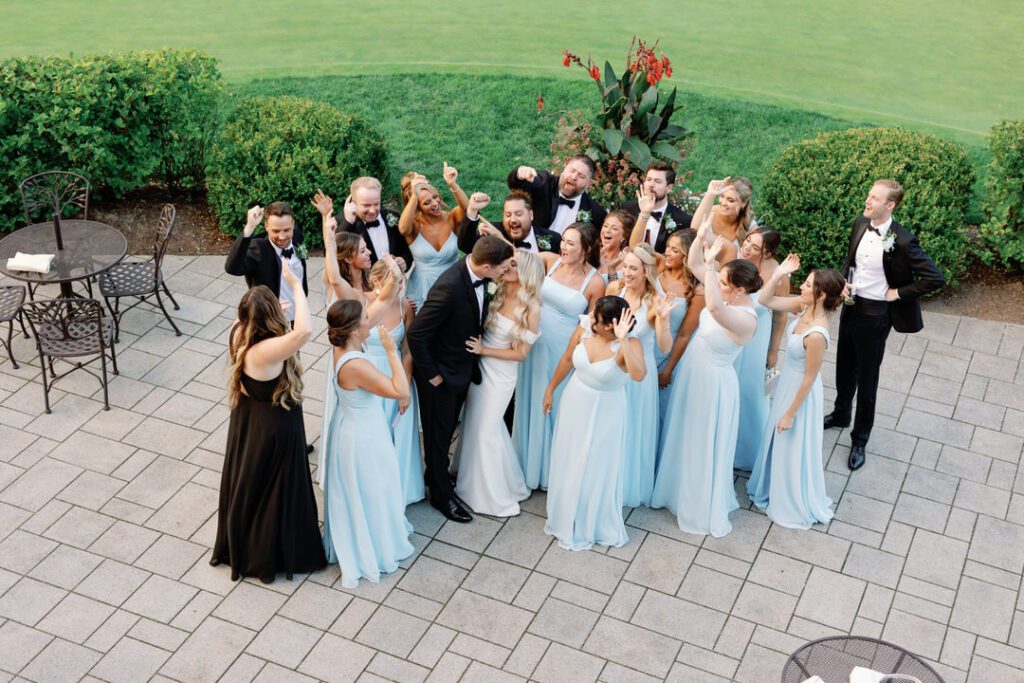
[213,158,945,587]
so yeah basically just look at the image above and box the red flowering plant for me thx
[554,37,691,207]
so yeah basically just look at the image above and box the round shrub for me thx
[206,96,391,247]
[980,120,1024,267]
[760,127,975,283]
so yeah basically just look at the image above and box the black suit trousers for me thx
[417,378,467,502]
[834,299,892,447]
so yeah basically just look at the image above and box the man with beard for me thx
[623,161,693,254]
[507,156,606,233]
[336,176,413,270]
[457,190,561,255]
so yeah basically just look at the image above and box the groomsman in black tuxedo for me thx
[225,202,309,318]
[622,161,693,253]
[826,180,945,470]
[507,156,606,233]
[407,236,515,523]
[457,190,561,255]
[336,176,414,270]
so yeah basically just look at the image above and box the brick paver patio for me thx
[1,255,1023,682]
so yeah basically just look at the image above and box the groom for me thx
[407,235,514,522]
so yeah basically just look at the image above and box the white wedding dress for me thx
[454,313,538,517]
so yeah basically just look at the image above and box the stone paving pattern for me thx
[2,255,1024,682]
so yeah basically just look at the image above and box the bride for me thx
[453,249,544,517]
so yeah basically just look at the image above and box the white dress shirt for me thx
[273,242,304,321]
[642,200,669,245]
[467,259,485,323]
[364,216,390,259]
[514,229,539,253]
[852,217,892,302]
[549,195,580,235]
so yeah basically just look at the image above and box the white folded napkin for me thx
[6,252,56,274]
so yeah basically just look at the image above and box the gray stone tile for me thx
[0,457,82,513]
[528,597,599,648]
[433,515,502,553]
[161,617,255,682]
[502,632,548,678]
[882,609,947,660]
[677,564,743,612]
[843,544,904,589]
[144,482,217,539]
[747,552,811,597]
[461,556,529,603]
[0,620,53,673]
[0,577,66,625]
[27,545,103,591]
[733,643,790,683]
[834,491,894,533]
[795,567,865,631]
[83,609,138,653]
[893,493,950,532]
[631,591,726,649]
[36,593,114,643]
[583,615,679,678]
[298,633,375,683]
[448,632,511,668]
[133,534,205,580]
[436,589,533,649]
[116,456,198,509]
[0,530,58,574]
[951,577,1016,641]
[897,409,973,449]
[904,529,968,589]
[970,427,1023,463]
[278,580,351,631]
[397,556,467,603]
[845,456,907,503]
[56,471,125,511]
[535,546,628,595]
[49,431,137,476]
[969,515,1024,573]
[213,582,287,631]
[532,642,604,683]
[954,480,1011,517]
[731,583,796,631]
[355,605,430,658]
[20,638,101,682]
[123,417,206,460]
[762,526,850,572]
[701,509,770,562]
[623,534,695,595]
[122,574,196,623]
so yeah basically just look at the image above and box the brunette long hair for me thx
[228,286,303,410]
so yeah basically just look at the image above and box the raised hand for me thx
[706,177,732,197]
[322,215,338,244]
[613,307,635,340]
[516,166,538,182]
[636,187,656,216]
[379,325,398,356]
[281,258,299,288]
[343,194,358,223]
[707,235,727,264]
[468,192,490,213]
[695,216,712,246]
[477,220,501,238]
[443,161,459,186]
[778,253,800,277]
[655,293,678,319]
[311,189,333,218]
[244,205,264,237]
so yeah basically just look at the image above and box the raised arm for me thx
[245,260,312,367]
[653,293,677,355]
[704,237,757,339]
[688,218,711,284]
[543,324,584,413]
[398,180,425,240]
[763,266,791,369]
[628,188,657,248]
[776,332,827,432]
[691,177,729,231]
[758,254,803,314]
[443,162,470,212]
[457,192,490,254]
[225,205,264,277]
[613,308,647,381]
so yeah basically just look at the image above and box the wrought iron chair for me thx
[20,298,118,413]
[19,171,92,298]
[0,286,29,368]
[98,204,181,342]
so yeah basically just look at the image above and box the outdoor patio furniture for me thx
[0,219,128,299]
[98,203,181,342]
[20,297,118,413]
[781,636,944,683]
[19,171,93,297]
[0,285,29,368]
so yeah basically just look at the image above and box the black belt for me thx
[852,297,890,316]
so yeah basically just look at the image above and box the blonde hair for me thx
[350,176,382,196]
[486,249,543,349]
[874,178,905,207]
[630,242,659,309]
[228,286,303,411]
[723,176,755,240]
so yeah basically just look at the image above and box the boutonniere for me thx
[384,213,397,229]
[881,232,896,253]
[295,243,308,260]
[577,209,592,224]
[486,281,498,298]
[664,216,678,233]
[537,235,552,251]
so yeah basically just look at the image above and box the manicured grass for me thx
[3,1,1021,143]
[232,74,988,221]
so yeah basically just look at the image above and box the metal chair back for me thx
[19,171,90,225]
[152,204,177,287]
[21,297,106,357]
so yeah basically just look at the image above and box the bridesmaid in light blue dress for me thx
[543,297,646,550]
[321,300,414,588]
[652,232,763,537]
[747,257,845,529]
[514,223,605,490]
[365,261,425,505]
[605,244,674,508]
[399,167,469,309]
[733,228,786,471]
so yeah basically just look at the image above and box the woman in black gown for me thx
[211,259,326,583]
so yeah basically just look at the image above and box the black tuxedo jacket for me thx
[224,228,309,297]
[407,258,487,393]
[336,209,414,268]
[620,200,693,253]
[507,168,606,231]
[456,215,561,255]
[842,216,945,334]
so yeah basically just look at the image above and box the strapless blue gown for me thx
[513,260,598,490]
[747,318,834,529]
[651,306,758,537]
[321,351,414,588]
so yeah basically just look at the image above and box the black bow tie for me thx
[513,239,532,249]
[472,278,488,289]
[280,248,294,259]
[557,196,576,208]
[364,219,380,228]
[650,210,663,222]
[867,226,881,236]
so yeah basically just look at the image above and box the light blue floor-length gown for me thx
[621,301,659,508]
[406,232,459,309]
[321,351,414,588]
[365,321,426,505]
[732,295,774,471]
[513,260,598,489]
[651,306,758,537]
[655,285,689,450]
[545,320,630,551]
[746,319,834,529]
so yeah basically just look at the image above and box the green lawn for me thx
[4,0,1022,145]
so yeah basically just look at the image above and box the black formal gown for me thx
[211,372,326,582]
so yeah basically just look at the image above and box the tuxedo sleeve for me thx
[457,214,481,255]
[336,214,359,233]
[590,201,607,228]
[406,278,451,381]
[225,234,259,277]
[897,234,945,301]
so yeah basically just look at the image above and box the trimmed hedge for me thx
[760,127,975,283]
[0,49,221,231]
[206,95,391,247]
[980,120,1024,267]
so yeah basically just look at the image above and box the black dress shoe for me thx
[823,413,850,430]
[848,444,866,471]
[306,443,315,455]
[433,498,472,523]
